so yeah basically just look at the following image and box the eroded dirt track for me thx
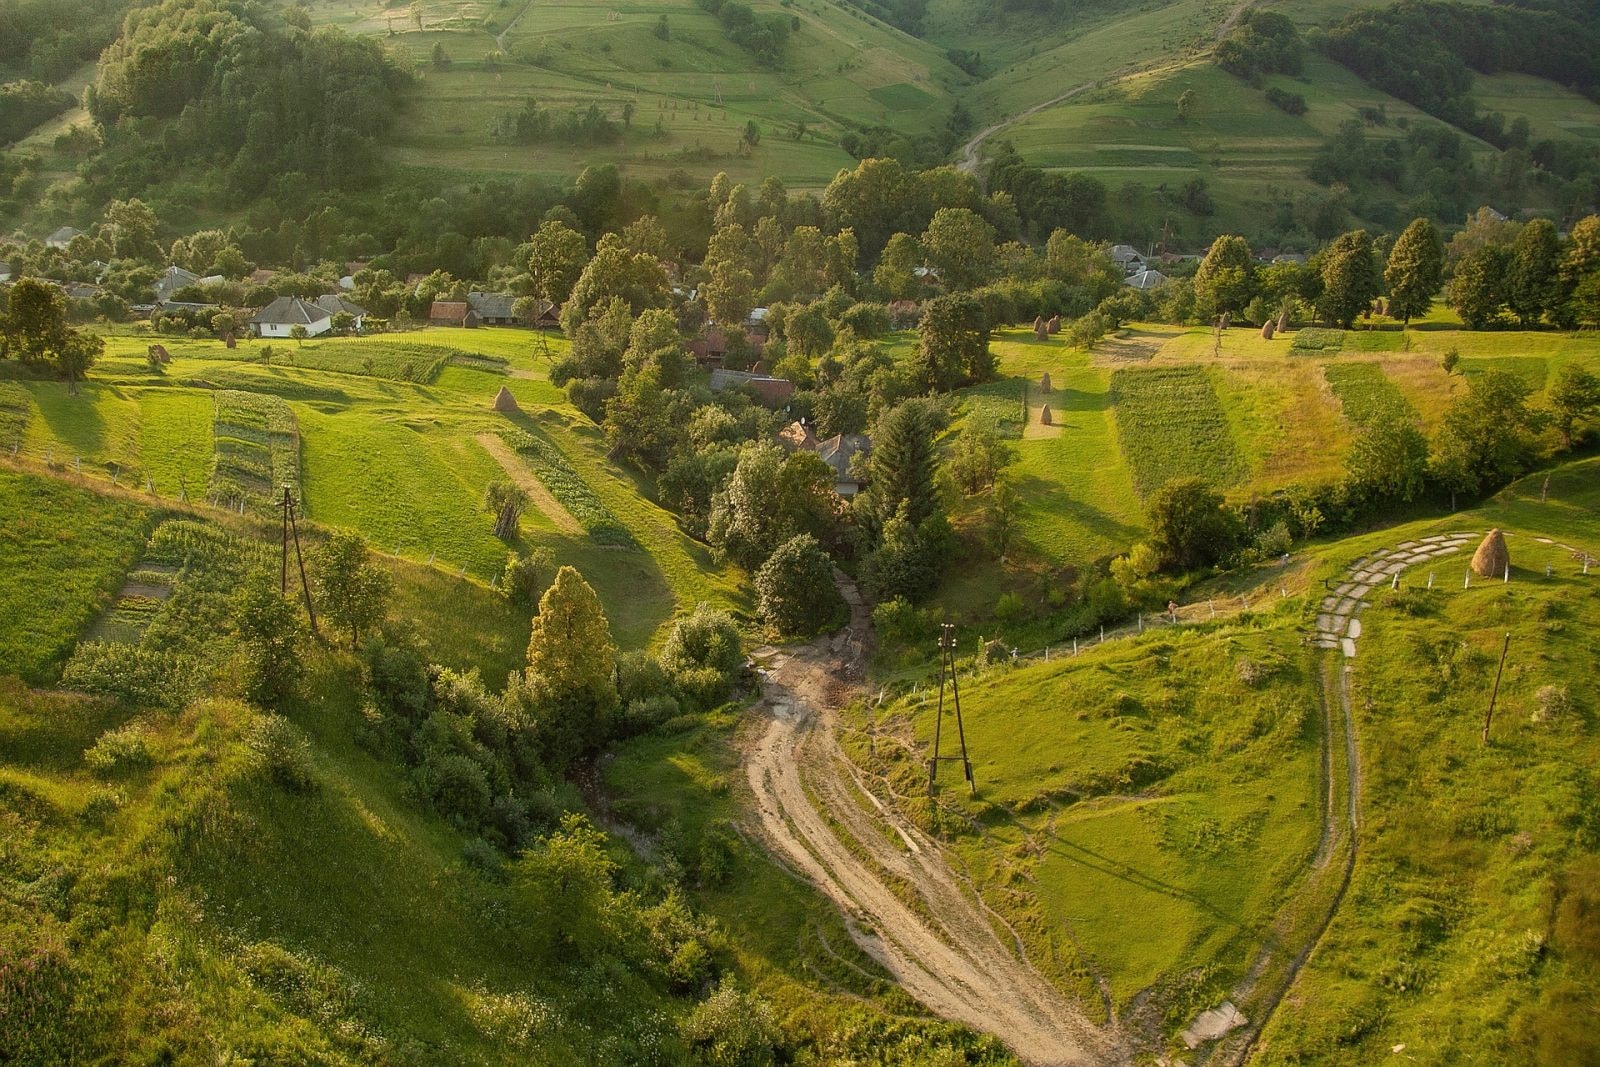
[744,575,1130,1066]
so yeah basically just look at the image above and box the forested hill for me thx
[84,0,409,203]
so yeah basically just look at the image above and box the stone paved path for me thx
[1311,531,1480,656]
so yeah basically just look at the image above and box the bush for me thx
[835,302,892,338]
[660,605,744,708]
[413,750,492,822]
[680,979,782,1065]
[1265,86,1307,114]
[617,694,683,737]
[463,837,508,879]
[755,534,846,637]
[1256,520,1294,556]
[502,548,556,607]
[1534,684,1571,723]
[84,723,153,774]
[62,643,196,707]
[245,713,316,792]
[872,596,930,644]
[993,591,1025,621]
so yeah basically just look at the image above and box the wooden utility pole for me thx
[928,623,975,796]
[280,485,319,638]
[1482,631,1510,745]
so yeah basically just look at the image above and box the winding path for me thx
[956,0,1254,172]
[745,574,1131,1066]
[1200,531,1481,1063]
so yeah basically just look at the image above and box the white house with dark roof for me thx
[251,296,332,338]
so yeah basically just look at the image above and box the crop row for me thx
[500,427,635,547]
[1111,366,1247,495]
[1322,362,1417,428]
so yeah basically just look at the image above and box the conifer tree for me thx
[526,566,618,764]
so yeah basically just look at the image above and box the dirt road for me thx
[744,575,1130,1066]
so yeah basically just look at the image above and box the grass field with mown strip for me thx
[0,470,156,683]
[136,389,214,497]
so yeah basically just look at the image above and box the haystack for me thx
[1471,528,1510,577]
[1040,404,1053,426]
[1039,371,1053,394]
[492,385,520,413]
[1261,320,1275,340]
[1046,314,1061,334]
[1032,315,1049,340]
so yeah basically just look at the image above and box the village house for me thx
[313,294,369,330]
[529,298,560,329]
[709,368,793,406]
[154,265,202,302]
[0,260,12,283]
[429,300,479,328]
[776,419,871,496]
[251,295,332,338]
[45,226,82,250]
[248,268,279,286]
[1124,268,1169,290]
[467,291,519,326]
[1110,244,1145,274]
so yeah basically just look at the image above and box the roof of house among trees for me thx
[314,294,368,318]
[467,291,516,319]
[252,295,331,325]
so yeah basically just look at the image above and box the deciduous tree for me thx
[311,531,391,648]
[526,566,617,764]
[1384,217,1443,325]
[755,534,845,636]
[1317,229,1381,328]
[1145,477,1240,571]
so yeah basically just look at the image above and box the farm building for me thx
[1110,245,1145,273]
[154,265,202,302]
[467,291,519,325]
[251,296,332,338]
[429,300,479,328]
[45,226,82,249]
[529,298,560,328]
[0,260,12,282]
[709,368,794,406]
[1125,269,1169,290]
[313,294,369,329]
[777,419,817,451]
[816,433,871,497]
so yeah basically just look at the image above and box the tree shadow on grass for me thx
[32,379,109,457]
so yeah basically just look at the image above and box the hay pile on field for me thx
[1040,404,1053,426]
[492,385,520,413]
[1471,528,1509,577]
[1039,371,1052,393]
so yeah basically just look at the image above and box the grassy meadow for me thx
[0,325,744,650]
[847,453,1600,1056]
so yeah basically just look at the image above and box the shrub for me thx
[413,750,492,822]
[1256,520,1294,556]
[617,695,683,736]
[62,643,196,707]
[245,713,316,792]
[993,591,1025,621]
[502,548,556,607]
[679,979,781,1065]
[463,837,508,879]
[1265,86,1307,114]
[755,534,846,636]
[84,723,153,774]
[872,596,929,644]
[1534,684,1571,723]
[660,605,744,708]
